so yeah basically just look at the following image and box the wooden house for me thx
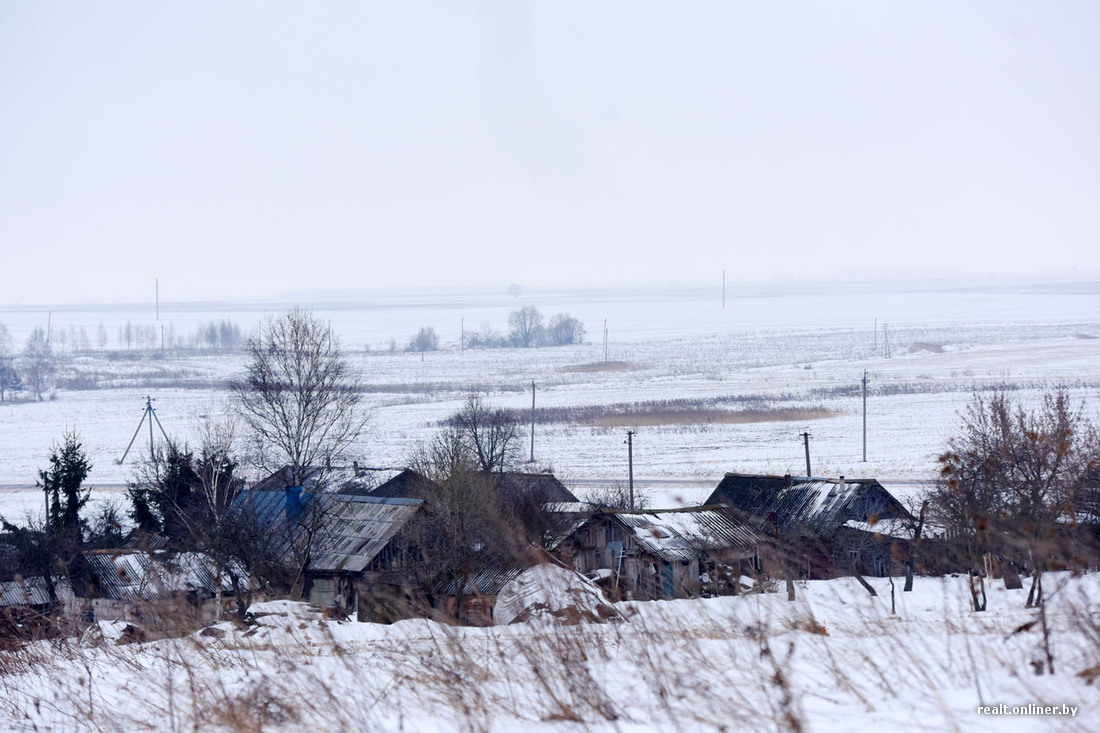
[556,505,761,601]
[705,473,914,579]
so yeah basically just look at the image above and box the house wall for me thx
[562,518,703,601]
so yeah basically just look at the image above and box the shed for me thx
[557,505,761,601]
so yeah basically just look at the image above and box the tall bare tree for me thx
[508,306,544,347]
[405,427,515,623]
[232,309,366,488]
[546,313,586,346]
[21,326,54,401]
[0,322,19,401]
[449,394,519,473]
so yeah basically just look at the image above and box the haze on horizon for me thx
[2,1,1098,307]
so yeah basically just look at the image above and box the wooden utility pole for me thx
[626,430,636,510]
[530,381,536,463]
[800,432,812,477]
[862,370,868,462]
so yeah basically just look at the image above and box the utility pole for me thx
[861,370,868,462]
[883,324,891,359]
[800,431,812,477]
[530,381,536,463]
[626,430,636,510]
[118,396,171,466]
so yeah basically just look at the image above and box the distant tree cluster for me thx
[408,326,439,352]
[462,307,585,349]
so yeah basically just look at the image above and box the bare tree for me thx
[930,391,1099,612]
[508,306,544,348]
[232,308,366,488]
[21,326,54,401]
[546,313,586,346]
[410,326,439,352]
[586,482,650,510]
[405,427,516,623]
[449,394,519,473]
[0,322,20,401]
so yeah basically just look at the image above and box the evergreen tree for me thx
[38,432,93,543]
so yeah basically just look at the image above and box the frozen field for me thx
[1,278,1099,519]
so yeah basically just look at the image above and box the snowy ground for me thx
[2,278,1099,518]
[1,572,1095,732]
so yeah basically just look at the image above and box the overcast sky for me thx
[1,1,1098,305]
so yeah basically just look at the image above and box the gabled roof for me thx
[0,576,75,607]
[352,468,441,499]
[493,472,580,504]
[706,473,913,535]
[231,487,424,574]
[574,505,762,562]
[309,495,424,573]
[83,551,235,601]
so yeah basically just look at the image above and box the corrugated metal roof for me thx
[602,505,761,562]
[84,551,236,601]
[309,495,424,573]
[0,576,75,607]
[233,488,423,573]
[707,474,913,535]
[432,560,527,597]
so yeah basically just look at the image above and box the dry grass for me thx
[2,576,1097,731]
[591,407,836,428]
[533,397,837,428]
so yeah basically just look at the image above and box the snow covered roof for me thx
[599,505,762,562]
[0,576,74,607]
[707,473,913,535]
[83,551,235,601]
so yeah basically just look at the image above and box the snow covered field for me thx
[2,279,1099,732]
[1,572,1095,732]
[2,279,1099,519]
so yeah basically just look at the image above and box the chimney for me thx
[285,486,304,523]
[837,476,846,492]
[783,474,792,488]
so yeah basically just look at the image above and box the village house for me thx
[555,505,762,601]
[705,473,914,579]
[79,549,235,629]
[237,465,588,622]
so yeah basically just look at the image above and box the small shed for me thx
[82,550,236,627]
[557,505,761,601]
